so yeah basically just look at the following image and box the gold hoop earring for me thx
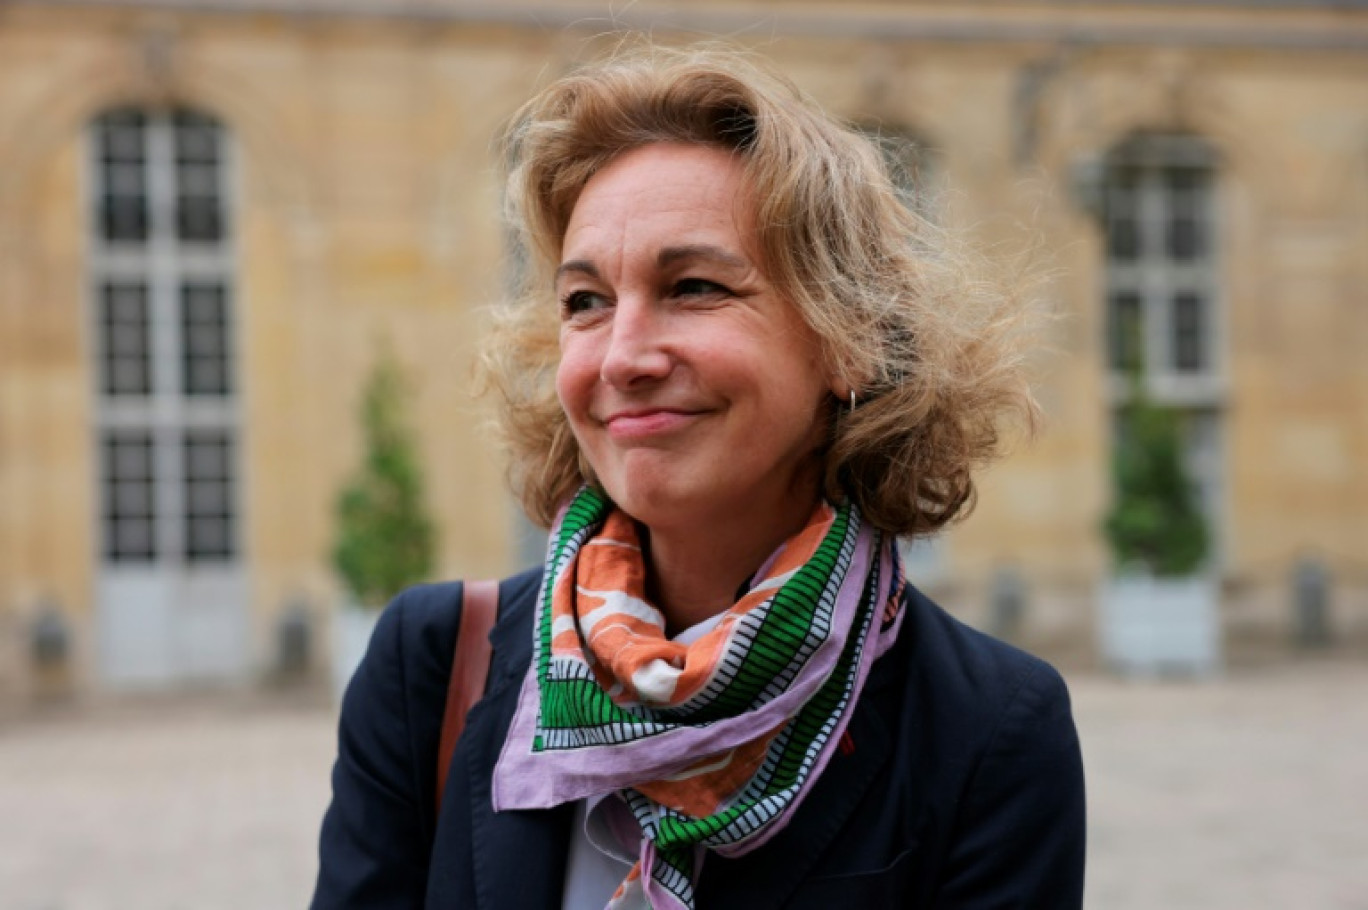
[849,390,857,414]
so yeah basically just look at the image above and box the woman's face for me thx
[555,143,834,533]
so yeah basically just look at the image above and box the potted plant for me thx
[1100,380,1220,676]
[330,351,435,697]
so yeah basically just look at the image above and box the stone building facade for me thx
[2,0,1365,698]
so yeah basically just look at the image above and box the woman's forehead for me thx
[560,143,757,264]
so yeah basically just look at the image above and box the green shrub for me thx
[332,352,435,607]
[1104,383,1209,576]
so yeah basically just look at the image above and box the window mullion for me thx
[147,114,187,569]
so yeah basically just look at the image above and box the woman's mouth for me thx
[603,408,705,440]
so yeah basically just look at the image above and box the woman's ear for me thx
[826,352,867,403]
[829,376,855,404]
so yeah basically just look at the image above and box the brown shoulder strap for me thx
[435,578,499,815]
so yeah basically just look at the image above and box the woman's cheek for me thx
[555,342,595,425]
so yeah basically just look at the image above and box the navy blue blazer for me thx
[313,569,1085,908]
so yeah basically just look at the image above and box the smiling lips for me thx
[602,408,707,440]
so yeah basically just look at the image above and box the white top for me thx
[559,611,726,908]
[561,797,635,909]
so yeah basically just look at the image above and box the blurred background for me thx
[0,1,1364,907]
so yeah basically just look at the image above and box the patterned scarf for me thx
[493,486,905,910]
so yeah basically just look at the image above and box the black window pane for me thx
[1166,168,1201,194]
[174,111,221,163]
[189,360,228,395]
[1108,219,1139,261]
[100,198,149,244]
[189,479,229,513]
[113,481,154,517]
[96,111,149,245]
[1105,167,1142,262]
[108,323,144,353]
[98,110,146,155]
[108,518,155,561]
[184,432,236,561]
[186,324,223,355]
[1173,291,1206,373]
[1168,207,1204,261]
[189,517,229,556]
[103,432,157,562]
[106,163,145,196]
[177,197,224,243]
[109,361,148,395]
[181,282,231,396]
[189,438,227,478]
[1108,291,1144,373]
[1169,220,1200,260]
[1166,169,1207,262]
[110,437,153,480]
[174,111,226,244]
[100,283,151,396]
[178,165,220,195]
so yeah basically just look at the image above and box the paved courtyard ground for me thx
[1,658,1365,909]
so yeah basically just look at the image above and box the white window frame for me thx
[87,106,248,686]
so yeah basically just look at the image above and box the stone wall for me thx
[1,1,1364,695]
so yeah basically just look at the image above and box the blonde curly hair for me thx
[483,44,1038,536]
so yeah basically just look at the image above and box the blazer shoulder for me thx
[377,580,464,660]
[373,568,543,680]
[902,585,1074,737]
[900,591,1085,907]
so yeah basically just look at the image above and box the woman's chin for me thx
[603,484,689,530]
[600,474,717,532]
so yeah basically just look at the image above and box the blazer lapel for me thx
[464,703,573,909]
[462,572,574,910]
[694,634,910,910]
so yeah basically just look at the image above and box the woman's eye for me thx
[560,290,608,316]
[673,278,727,298]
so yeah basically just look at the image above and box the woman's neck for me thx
[642,488,821,636]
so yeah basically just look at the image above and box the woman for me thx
[314,45,1085,909]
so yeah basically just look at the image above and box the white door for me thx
[90,108,248,688]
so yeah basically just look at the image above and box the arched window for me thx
[90,106,245,684]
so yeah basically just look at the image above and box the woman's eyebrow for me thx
[555,247,748,287]
[657,245,748,271]
[554,259,599,284]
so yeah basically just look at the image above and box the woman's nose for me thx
[599,298,672,388]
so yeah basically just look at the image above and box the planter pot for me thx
[1099,574,1221,677]
[331,602,382,702]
